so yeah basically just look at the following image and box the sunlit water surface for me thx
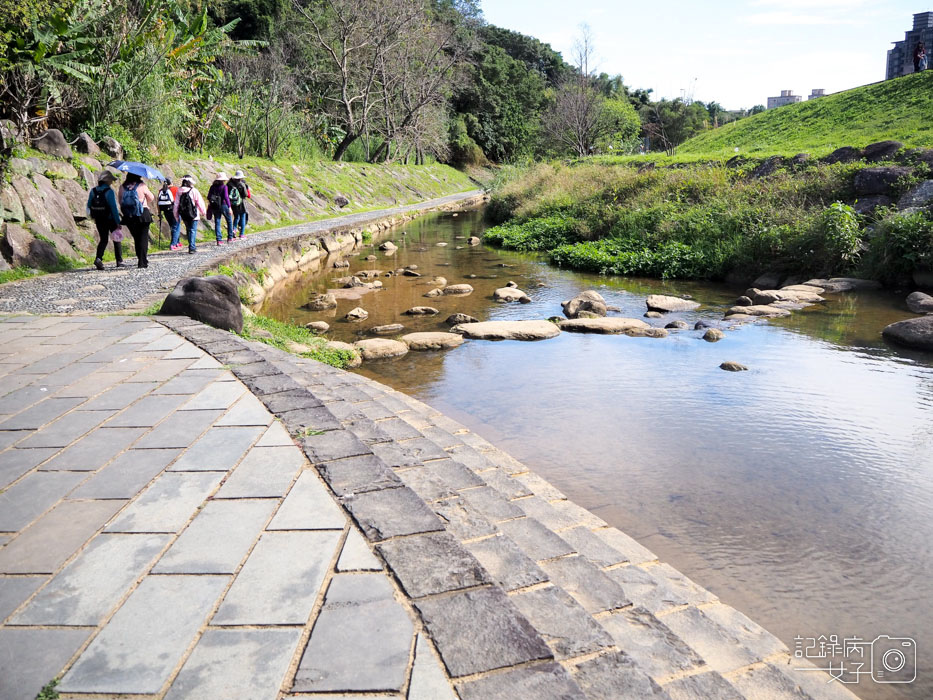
[262,210,933,700]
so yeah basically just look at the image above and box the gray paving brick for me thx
[294,573,414,693]
[432,496,497,540]
[0,500,125,573]
[701,601,787,658]
[59,574,229,694]
[0,447,58,489]
[539,555,630,613]
[0,628,90,700]
[154,500,276,574]
[649,562,717,606]
[661,606,760,674]
[445,444,496,471]
[480,447,526,475]
[246,372,306,396]
[301,428,370,465]
[80,381,160,411]
[169,426,263,471]
[480,467,532,499]
[369,440,426,468]
[560,526,630,568]
[663,671,743,700]
[10,533,169,625]
[267,470,345,530]
[421,426,464,450]
[513,471,567,500]
[0,397,84,430]
[464,534,548,591]
[456,663,586,700]
[598,607,705,681]
[213,530,341,624]
[774,658,863,700]
[165,628,303,700]
[216,445,306,498]
[397,466,459,502]
[0,471,86,530]
[105,394,188,428]
[0,385,57,415]
[341,416,395,445]
[126,358,197,383]
[514,496,581,530]
[56,371,134,399]
[408,634,457,700]
[606,564,690,614]
[256,421,294,446]
[17,409,115,448]
[462,486,525,522]
[106,472,223,533]
[261,388,323,414]
[142,333,186,351]
[377,532,490,598]
[337,527,382,571]
[355,401,397,421]
[593,527,658,565]
[153,370,219,396]
[0,575,45,620]
[164,342,205,360]
[511,586,615,660]
[414,586,552,677]
[182,380,246,410]
[394,437,450,462]
[40,427,146,471]
[373,417,423,441]
[319,454,402,497]
[32,360,99,387]
[216,393,274,426]
[119,326,170,344]
[497,518,575,561]
[571,651,671,700]
[345,486,444,541]
[18,351,85,374]
[68,448,181,499]
[132,409,223,449]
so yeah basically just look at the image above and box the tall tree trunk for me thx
[333,132,357,161]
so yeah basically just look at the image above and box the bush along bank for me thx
[484,144,933,286]
[0,135,475,283]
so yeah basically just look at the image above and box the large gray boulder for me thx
[906,291,933,314]
[452,320,560,341]
[74,132,101,156]
[882,316,933,351]
[493,287,530,303]
[403,306,439,315]
[897,180,933,210]
[821,146,861,164]
[0,185,24,224]
[558,318,649,334]
[33,129,72,159]
[854,167,912,196]
[100,136,124,160]
[0,223,60,269]
[401,332,464,351]
[747,288,824,305]
[852,195,893,215]
[442,284,473,296]
[562,290,607,318]
[725,305,791,317]
[861,140,903,163]
[645,294,700,312]
[354,338,408,360]
[446,313,478,325]
[752,271,784,289]
[303,293,337,311]
[160,276,243,333]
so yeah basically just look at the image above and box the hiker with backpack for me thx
[206,172,234,245]
[86,171,125,270]
[229,170,252,238]
[157,178,181,250]
[118,173,155,268]
[173,174,207,254]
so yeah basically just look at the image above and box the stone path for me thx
[0,314,861,700]
[0,189,483,315]
[0,316,456,700]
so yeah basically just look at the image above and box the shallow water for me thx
[262,210,933,700]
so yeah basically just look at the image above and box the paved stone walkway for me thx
[0,314,861,700]
[0,189,483,315]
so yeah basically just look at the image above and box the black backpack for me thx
[89,186,110,220]
[207,187,223,210]
[178,190,197,220]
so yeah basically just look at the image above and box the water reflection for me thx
[262,210,933,700]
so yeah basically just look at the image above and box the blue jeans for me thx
[234,210,247,237]
[183,218,199,251]
[214,205,233,241]
[164,209,180,247]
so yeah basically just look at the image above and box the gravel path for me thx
[0,190,483,315]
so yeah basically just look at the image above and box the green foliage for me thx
[240,313,357,368]
[864,209,933,283]
[483,215,581,251]
[639,99,710,155]
[35,678,59,700]
[0,266,39,285]
[679,71,933,157]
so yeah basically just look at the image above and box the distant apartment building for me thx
[767,90,802,109]
[887,11,933,79]
[808,89,826,100]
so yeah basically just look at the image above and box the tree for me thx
[639,98,709,155]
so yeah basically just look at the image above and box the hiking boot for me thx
[188,248,197,254]
[115,261,126,268]
[94,258,104,270]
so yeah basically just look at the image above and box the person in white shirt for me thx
[172,175,208,254]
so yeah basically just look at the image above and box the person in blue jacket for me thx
[86,170,125,270]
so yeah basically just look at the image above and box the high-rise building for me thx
[767,90,802,109]
[887,12,933,79]
[808,89,826,100]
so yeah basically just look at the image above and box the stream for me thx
[261,208,933,700]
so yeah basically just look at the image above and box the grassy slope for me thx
[678,71,933,157]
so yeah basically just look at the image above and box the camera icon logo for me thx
[871,636,917,683]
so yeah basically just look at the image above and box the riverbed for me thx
[261,209,932,700]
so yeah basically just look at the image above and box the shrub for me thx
[483,215,581,251]
[864,209,933,283]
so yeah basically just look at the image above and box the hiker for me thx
[86,171,125,270]
[157,178,181,250]
[914,42,927,73]
[173,174,207,254]
[118,173,155,268]
[206,172,234,245]
[229,170,252,238]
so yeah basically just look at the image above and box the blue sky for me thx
[481,1,931,109]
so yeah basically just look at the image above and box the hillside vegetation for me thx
[678,71,933,157]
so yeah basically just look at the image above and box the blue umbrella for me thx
[107,160,166,181]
